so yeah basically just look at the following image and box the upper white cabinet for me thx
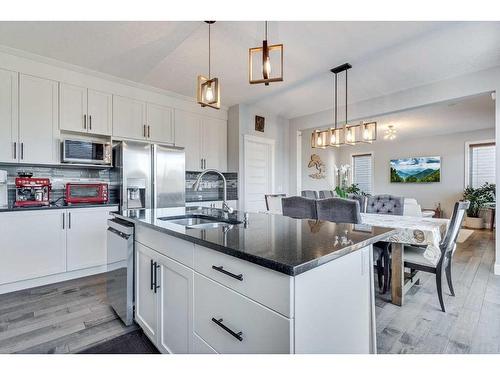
[60,83,112,136]
[19,74,59,164]
[174,109,227,171]
[147,103,174,144]
[0,68,18,163]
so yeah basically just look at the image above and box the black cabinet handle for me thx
[212,265,243,281]
[68,212,71,229]
[84,114,87,129]
[211,318,243,341]
[21,143,24,160]
[154,262,160,293]
[13,142,16,160]
[150,259,154,290]
[89,115,92,130]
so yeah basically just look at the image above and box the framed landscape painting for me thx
[390,156,441,183]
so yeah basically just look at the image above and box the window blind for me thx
[469,142,495,188]
[352,154,373,195]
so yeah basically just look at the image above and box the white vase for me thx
[464,216,484,229]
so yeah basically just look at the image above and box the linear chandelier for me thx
[311,63,377,148]
[197,21,220,110]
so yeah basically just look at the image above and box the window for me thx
[468,142,495,188]
[352,153,373,195]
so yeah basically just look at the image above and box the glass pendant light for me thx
[249,21,283,85]
[197,21,220,109]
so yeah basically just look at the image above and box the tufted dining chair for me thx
[366,195,404,293]
[316,198,362,224]
[301,190,319,200]
[282,196,318,220]
[348,194,367,213]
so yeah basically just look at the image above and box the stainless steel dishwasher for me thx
[106,218,135,326]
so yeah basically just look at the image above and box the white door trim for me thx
[243,135,276,212]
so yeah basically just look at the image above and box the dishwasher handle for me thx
[107,226,131,240]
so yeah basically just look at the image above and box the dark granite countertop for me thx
[0,202,119,213]
[113,207,396,276]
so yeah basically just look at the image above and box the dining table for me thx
[360,213,450,306]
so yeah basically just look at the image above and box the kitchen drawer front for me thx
[135,225,194,268]
[194,273,293,354]
[194,245,293,317]
[192,332,218,354]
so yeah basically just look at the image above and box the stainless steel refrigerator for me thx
[114,141,185,210]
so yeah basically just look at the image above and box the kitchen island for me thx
[113,206,396,354]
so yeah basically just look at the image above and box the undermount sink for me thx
[158,214,241,229]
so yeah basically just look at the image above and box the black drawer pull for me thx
[150,259,154,290]
[211,318,243,341]
[154,262,160,293]
[212,265,243,281]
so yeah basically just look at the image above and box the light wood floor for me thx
[376,229,499,354]
[0,229,497,354]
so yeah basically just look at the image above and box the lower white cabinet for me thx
[135,241,194,354]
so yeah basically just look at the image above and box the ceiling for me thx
[369,93,495,142]
[0,21,499,119]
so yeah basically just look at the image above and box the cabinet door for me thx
[157,253,194,354]
[135,242,158,342]
[147,103,174,144]
[59,83,87,133]
[66,207,116,271]
[0,210,66,285]
[202,117,227,171]
[88,89,112,136]
[0,69,18,163]
[174,109,202,171]
[19,74,59,164]
[113,95,147,140]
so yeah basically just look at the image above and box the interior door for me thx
[157,252,193,354]
[113,95,147,140]
[174,109,202,171]
[244,136,275,212]
[202,117,227,171]
[148,103,174,144]
[19,74,59,164]
[135,242,158,343]
[59,83,87,133]
[87,88,112,136]
[0,68,18,163]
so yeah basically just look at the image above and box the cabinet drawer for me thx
[136,225,194,268]
[192,332,217,354]
[194,245,293,317]
[194,273,293,354]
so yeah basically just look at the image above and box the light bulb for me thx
[205,85,214,102]
[363,129,370,140]
[317,136,323,146]
[346,129,353,142]
[263,56,271,77]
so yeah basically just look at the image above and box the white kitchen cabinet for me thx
[0,68,18,163]
[19,74,59,164]
[174,109,227,171]
[0,210,66,286]
[113,95,147,140]
[135,242,159,343]
[156,251,194,354]
[66,206,116,271]
[60,84,112,136]
[147,103,174,145]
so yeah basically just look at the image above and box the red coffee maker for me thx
[14,172,51,208]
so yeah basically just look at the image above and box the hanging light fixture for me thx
[384,125,397,140]
[311,63,377,148]
[197,21,220,110]
[249,21,283,85]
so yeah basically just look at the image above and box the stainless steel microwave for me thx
[61,139,112,165]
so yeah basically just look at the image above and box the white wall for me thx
[335,129,494,218]
[227,104,290,210]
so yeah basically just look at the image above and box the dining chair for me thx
[403,201,469,312]
[282,196,318,219]
[316,198,362,224]
[348,194,367,213]
[404,198,423,217]
[301,190,319,200]
[366,194,404,293]
[265,194,286,214]
[318,190,335,199]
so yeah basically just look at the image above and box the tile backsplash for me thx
[185,171,238,202]
[0,164,119,207]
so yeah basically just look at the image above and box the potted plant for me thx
[462,183,496,229]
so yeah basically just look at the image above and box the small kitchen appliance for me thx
[65,183,109,205]
[14,176,51,208]
[0,170,8,209]
[61,139,112,166]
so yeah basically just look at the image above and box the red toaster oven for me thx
[65,183,109,205]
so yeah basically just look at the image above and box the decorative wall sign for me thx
[255,115,265,132]
[308,154,326,179]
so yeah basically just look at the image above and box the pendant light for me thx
[197,21,220,110]
[249,21,283,85]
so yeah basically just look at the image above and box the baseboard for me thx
[495,263,500,276]
[0,264,109,295]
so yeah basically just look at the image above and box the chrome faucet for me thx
[192,169,234,214]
